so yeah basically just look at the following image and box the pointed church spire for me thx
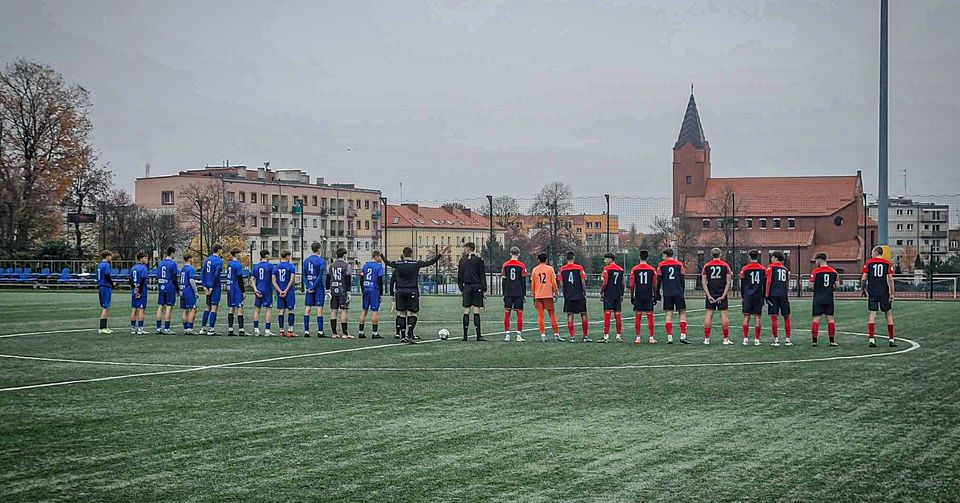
[674,88,706,149]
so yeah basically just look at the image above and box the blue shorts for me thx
[206,287,222,307]
[131,294,147,310]
[98,287,112,309]
[158,290,176,306]
[227,290,244,308]
[255,292,273,308]
[276,292,296,310]
[362,290,381,311]
[304,289,325,307]
[180,294,197,310]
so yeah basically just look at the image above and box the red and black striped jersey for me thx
[810,265,839,304]
[501,259,528,298]
[601,263,625,299]
[862,257,893,297]
[701,259,731,298]
[766,263,790,297]
[630,263,658,301]
[657,259,686,297]
[558,263,587,301]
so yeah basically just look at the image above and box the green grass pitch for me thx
[0,290,958,502]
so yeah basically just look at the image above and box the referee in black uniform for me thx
[457,242,487,341]
[385,245,449,344]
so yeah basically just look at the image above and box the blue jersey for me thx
[303,255,326,292]
[157,258,178,293]
[226,259,244,295]
[252,261,274,294]
[274,262,297,293]
[131,263,149,296]
[96,261,112,288]
[361,261,384,291]
[180,264,197,297]
[202,255,223,289]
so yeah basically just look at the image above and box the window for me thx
[896,240,903,245]
[586,222,592,229]
[239,192,246,203]
[907,210,914,215]
[907,224,914,231]
[161,191,174,205]
[896,209,903,216]
[321,198,327,208]
[907,240,914,246]
[787,218,796,229]
[365,221,370,230]
[702,219,711,229]
[251,216,257,227]
[239,216,245,227]
[834,216,844,227]
[597,222,602,229]
[226,192,235,204]
[356,199,361,209]
[744,219,753,229]
[896,224,903,231]
[717,219,724,229]
[261,217,268,227]
[924,224,929,230]
[373,201,379,210]
[312,219,318,228]
[262,241,268,251]
[261,194,268,204]
[356,220,361,230]
[773,218,781,229]
[759,218,767,229]
[393,217,400,224]
[251,192,257,204]
[685,175,692,185]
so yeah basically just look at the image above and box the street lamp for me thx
[196,198,204,257]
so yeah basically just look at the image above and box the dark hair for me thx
[136,251,148,260]
[465,242,476,252]
[402,247,413,258]
[165,246,176,256]
[372,250,381,258]
[872,246,884,256]
[510,246,520,256]
[663,248,675,258]
[711,247,722,258]
[639,250,649,260]
[336,248,347,258]
[537,252,547,263]
[603,252,615,260]
[815,252,828,261]
[771,251,785,261]
[748,249,760,260]
[183,253,193,262]
[101,250,112,259]
[565,251,576,261]
[311,241,321,253]
[281,250,291,259]
[231,247,242,257]
[260,250,271,259]
[212,244,223,254]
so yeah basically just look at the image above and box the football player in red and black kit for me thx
[700,247,732,345]
[501,246,528,342]
[861,246,897,348]
[657,248,690,344]
[559,251,590,343]
[740,249,767,346]
[599,252,625,343]
[809,252,840,347]
[766,251,792,346]
[630,250,658,344]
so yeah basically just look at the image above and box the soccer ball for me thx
[438,329,450,340]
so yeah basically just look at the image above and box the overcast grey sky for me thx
[2,0,958,202]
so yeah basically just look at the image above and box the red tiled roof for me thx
[387,204,503,231]
[683,176,861,217]
[810,237,864,262]
[694,229,815,248]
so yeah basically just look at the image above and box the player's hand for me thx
[889,294,895,301]
[441,245,452,255]
[255,291,262,298]
[204,287,211,296]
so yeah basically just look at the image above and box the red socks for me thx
[722,323,729,339]
[615,313,622,334]
[704,326,711,340]
[603,311,611,335]
[567,318,575,337]
[771,316,779,338]
[754,324,761,341]
[680,321,687,336]
[647,313,655,337]
[581,316,589,336]
[504,310,511,332]
[828,321,836,342]
[888,323,895,340]
[635,314,642,336]
[665,322,673,336]
[516,310,523,332]
[868,322,876,338]
[784,316,792,337]
[811,321,820,342]
[742,324,749,340]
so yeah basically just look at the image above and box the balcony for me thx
[921,230,948,239]
[259,227,279,237]
[372,210,381,220]
[260,204,273,214]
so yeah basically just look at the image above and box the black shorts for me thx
[662,295,686,311]
[395,289,420,313]
[742,296,764,315]
[461,285,485,308]
[602,297,623,312]
[705,297,729,311]
[868,295,892,313]
[330,293,351,310]
[564,299,587,314]
[766,296,791,316]
[812,302,835,317]
[503,296,524,310]
[632,297,655,312]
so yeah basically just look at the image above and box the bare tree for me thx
[529,182,578,263]
[0,59,93,255]
[62,147,111,257]
[480,195,521,230]
[650,213,698,263]
[704,184,750,265]
[178,181,244,256]
[100,188,139,259]
[134,208,190,258]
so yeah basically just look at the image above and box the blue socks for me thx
[209,312,217,328]
[304,316,310,332]
[202,310,210,327]
[318,316,324,333]
[288,313,294,327]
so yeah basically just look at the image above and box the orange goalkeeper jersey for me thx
[530,263,558,299]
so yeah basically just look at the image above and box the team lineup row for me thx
[90,242,899,348]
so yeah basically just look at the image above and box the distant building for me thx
[512,213,620,251]
[385,204,505,268]
[135,164,382,264]
[672,90,875,274]
[949,228,960,255]
[868,197,950,270]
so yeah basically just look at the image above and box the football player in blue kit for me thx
[201,244,225,335]
[251,250,274,336]
[225,247,246,336]
[358,251,386,339]
[179,254,199,334]
[302,242,327,338]
[154,246,179,335]
[96,250,117,334]
[129,252,149,335]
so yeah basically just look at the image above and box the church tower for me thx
[673,88,711,216]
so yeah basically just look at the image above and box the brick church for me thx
[672,90,876,274]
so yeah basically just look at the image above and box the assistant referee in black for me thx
[457,242,487,341]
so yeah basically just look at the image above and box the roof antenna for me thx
[690,82,694,95]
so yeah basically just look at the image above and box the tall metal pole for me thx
[604,194,611,253]
[486,194,494,275]
[197,199,203,258]
[380,197,388,256]
[878,0,889,244]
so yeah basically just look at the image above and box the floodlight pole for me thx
[878,0,890,245]
[604,194,611,253]
[487,194,494,275]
